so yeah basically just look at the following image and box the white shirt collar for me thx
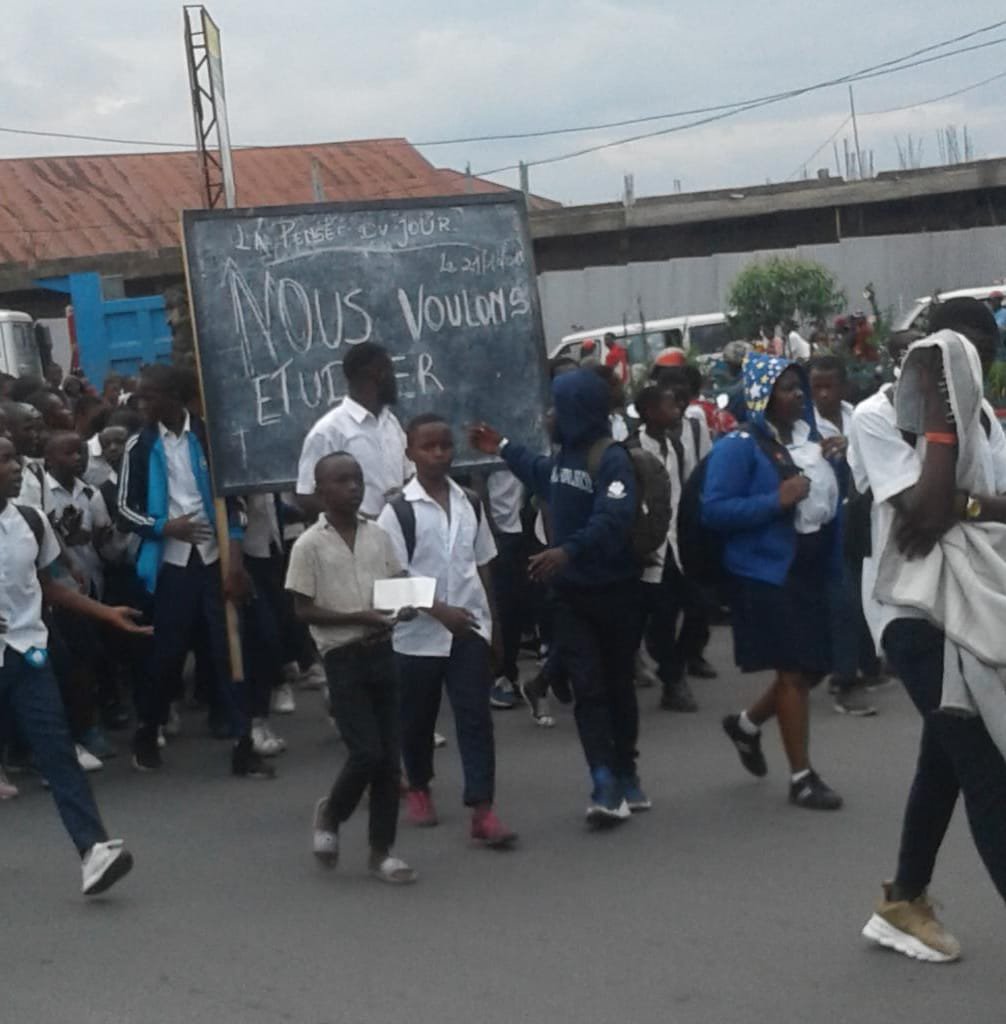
[403,476,462,504]
[342,396,380,426]
[159,412,192,441]
[45,471,84,498]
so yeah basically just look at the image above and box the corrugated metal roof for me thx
[0,139,551,267]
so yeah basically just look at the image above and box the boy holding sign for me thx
[286,452,416,884]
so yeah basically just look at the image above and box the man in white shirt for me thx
[296,342,411,520]
[1,401,50,511]
[0,433,143,895]
[119,364,271,780]
[849,300,1006,964]
[377,413,516,849]
[786,324,812,361]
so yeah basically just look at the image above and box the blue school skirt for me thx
[729,531,831,677]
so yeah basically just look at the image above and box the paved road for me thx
[3,628,1003,1024]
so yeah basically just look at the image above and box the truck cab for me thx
[0,310,43,379]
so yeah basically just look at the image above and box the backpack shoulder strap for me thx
[14,503,46,554]
[688,415,701,451]
[389,495,417,564]
[587,437,617,480]
[460,486,483,526]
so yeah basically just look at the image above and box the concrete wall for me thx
[536,224,1006,348]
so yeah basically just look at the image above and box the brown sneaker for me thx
[861,882,961,963]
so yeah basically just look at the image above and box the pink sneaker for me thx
[406,788,438,827]
[471,806,517,849]
[0,773,19,800]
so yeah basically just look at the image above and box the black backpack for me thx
[15,503,46,553]
[678,431,799,586]
[586,437,673,563]
[389,488,483,563]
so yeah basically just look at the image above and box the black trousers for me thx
[885,619,1006,902]
[324,641,401,852]
[139,552,247,738]
[552,579,643,779]
[491,531,526,682]
[243,554,286,717]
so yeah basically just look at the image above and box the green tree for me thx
[727,257,846,340]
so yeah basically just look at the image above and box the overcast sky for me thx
[4,1,1005,204]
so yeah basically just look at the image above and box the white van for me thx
[549,313,731,365]
[0,310,43,379]
[894,285,1005,334]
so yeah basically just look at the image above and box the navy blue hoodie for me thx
[501,369,637,587]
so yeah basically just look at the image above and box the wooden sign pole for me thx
[179,220,244,684]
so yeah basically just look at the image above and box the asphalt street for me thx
[2,627,1003,1024]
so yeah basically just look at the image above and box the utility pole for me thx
[310,157,325,201]
[518,160,529,197]
[849,85,864,181]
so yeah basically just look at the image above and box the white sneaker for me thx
[163,703,182,738]
[271,683,296,714]
[251,718,286,757]
[75,744,103,772]
[156,728,167,749]
[433,732,448,749]
[299,661,326,691]
[0,767,18,800]
[82,839,134,895]
[312,797,339,868]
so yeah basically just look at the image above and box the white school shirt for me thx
[84,434,113,488]
[296,397,412,519]
[17,458,50,512]
[0,502,61,667]
[242,493,283,559]
[46,472,111,597]
[377,477,497,657]
[848,389,1006,652]
[487,470,524,535]
[637,428,683,583]
[815,401,854,440]
[160,414,219,568]
[684,404,713,461]
[785,420,839,535]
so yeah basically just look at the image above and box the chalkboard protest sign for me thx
[181,193,550,496]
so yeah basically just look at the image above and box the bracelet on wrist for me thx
[924,431,958,446]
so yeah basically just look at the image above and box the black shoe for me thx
[789,770,843,810]
[660,679,699,712]
[721,714,768,777]
[131,727,162,773]
[101,702,131,732]
[232,736,277,780]
[687,657,718,680]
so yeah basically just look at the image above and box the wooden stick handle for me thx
[214,497,244,682]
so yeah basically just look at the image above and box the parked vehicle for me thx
[0,310,44,378]
[894,285,1005,334]
[550,313,732,366]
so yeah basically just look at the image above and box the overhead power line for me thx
[0,23,1003,164]
[784,69,1006,181]
[417,17,1006,147]
[474,33,1006,176]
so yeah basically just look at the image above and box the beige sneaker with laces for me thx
[862,882,961,963]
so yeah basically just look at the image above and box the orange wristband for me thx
[924,432,958,446]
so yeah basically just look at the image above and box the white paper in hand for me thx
[373,576,436,613]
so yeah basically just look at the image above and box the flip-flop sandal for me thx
[370,856,417,885]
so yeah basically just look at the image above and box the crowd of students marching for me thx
[2,298,1006,965]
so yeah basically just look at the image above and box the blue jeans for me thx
[397,633,495,806]
[884,619,1006,902]
[0,650,107,854]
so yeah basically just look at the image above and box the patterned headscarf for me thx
[742,352,819,440]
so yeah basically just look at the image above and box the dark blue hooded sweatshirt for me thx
[501,369,637,587]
